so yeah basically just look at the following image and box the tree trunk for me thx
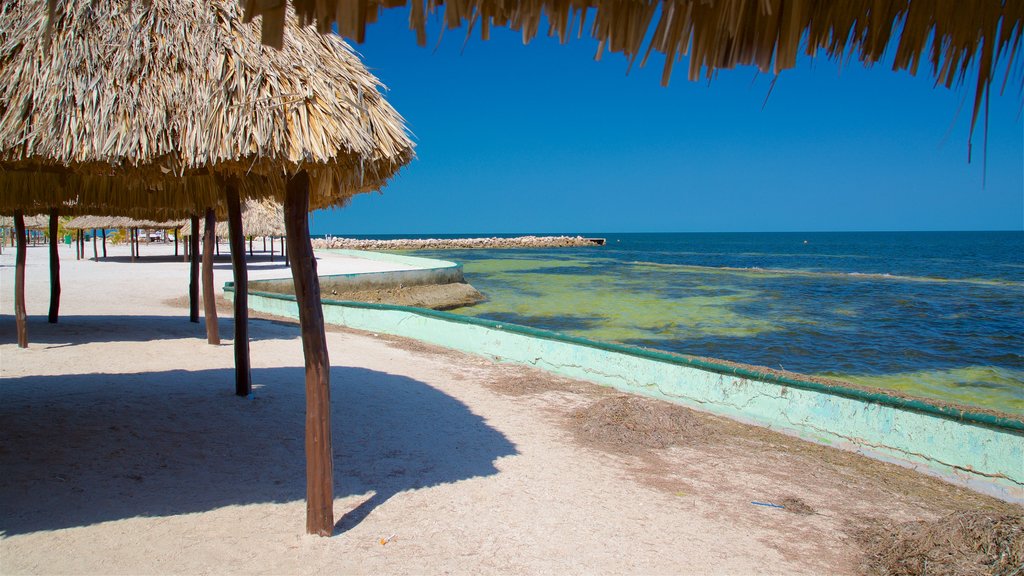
[226,183,252,397]
[48,209,60,324]
[14,211,28,348]
[285,171,334,537]
[189,216,200,324]
[102,229,107,258]
[202,209,220,345]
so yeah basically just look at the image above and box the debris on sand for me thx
[779,496,815,515]
[856,510,1024,576]
[569,394,714,451]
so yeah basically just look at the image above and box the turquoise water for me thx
[392,231,1024,416]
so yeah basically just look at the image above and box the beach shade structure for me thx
[180,200,288,344]
[0,0,414,535]
[243,0,1023,156]
[66,216,188,260]
[182,198,288,258]
[0,212,56,339]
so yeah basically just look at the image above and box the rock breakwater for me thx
[312,235,605,250]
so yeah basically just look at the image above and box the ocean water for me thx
[401,231,1024,416]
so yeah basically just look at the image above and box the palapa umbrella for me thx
[182,199,286,242]
[65,215,189,260]
[1,0,413,535]
[242,0,1022,156]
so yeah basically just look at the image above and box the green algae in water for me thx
[455,260,778,343]
[408,232,1023,417]
[821,367,1024,416]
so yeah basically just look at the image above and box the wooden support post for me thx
[283,236,289,266]
[226,182,252,397]
[14,211,28,348]
[189,216,200,324]
[202,209,220,345]
[175,228,179,258]
[74,230,80,260]
[92,229,98,260]
[270,236,275,262]
[263,237,267,252]
[248,236,253,257]
[285,171,334,536]
[216,237,220,256]
[48,209,61,324]
[102,229,107,258]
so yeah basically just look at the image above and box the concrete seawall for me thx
[312,235,606,250]
[228,250,1024,504]
[251,249,466,293]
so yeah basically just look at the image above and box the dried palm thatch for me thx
[181,199,286,237]
[1,0,414,218]
[0,214,50,229]
[242,0,1022,154]
[64,216,187,231]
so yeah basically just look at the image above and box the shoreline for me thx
[312,235,606,250]
[2,241,1021,574]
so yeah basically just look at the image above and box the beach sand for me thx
[0,241,1017,574]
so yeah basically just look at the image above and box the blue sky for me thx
[311,9,1024,235]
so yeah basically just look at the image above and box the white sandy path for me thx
[0,241,986,574]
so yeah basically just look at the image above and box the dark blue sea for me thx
[336,231,1024,415]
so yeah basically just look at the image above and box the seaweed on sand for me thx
[856,511,1024,576]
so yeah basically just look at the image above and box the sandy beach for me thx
[1,241,1019,575]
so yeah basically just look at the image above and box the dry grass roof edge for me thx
[0,0,414,219]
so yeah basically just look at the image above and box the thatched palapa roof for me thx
[64,216,187,231]
[182,199,287,237]
[0,0,414,219]
[243,0,1022,150]
[0,215,50,229]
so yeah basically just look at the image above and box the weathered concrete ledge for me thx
[312,235,606,250]
[231,285,1024,504]
[249,249,484,310]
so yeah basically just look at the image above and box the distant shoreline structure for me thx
[311,235,606,250]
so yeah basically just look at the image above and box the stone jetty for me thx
[311,235,606,250]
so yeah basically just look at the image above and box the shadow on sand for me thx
[1,338,517,538]
[0,314,289,346]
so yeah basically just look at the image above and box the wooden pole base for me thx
[202,209,220,345]
[285,171,334,537]
[189,215,200,324]
[226,182,252,397]
[48,209,61,324]
[14,211,28,348]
